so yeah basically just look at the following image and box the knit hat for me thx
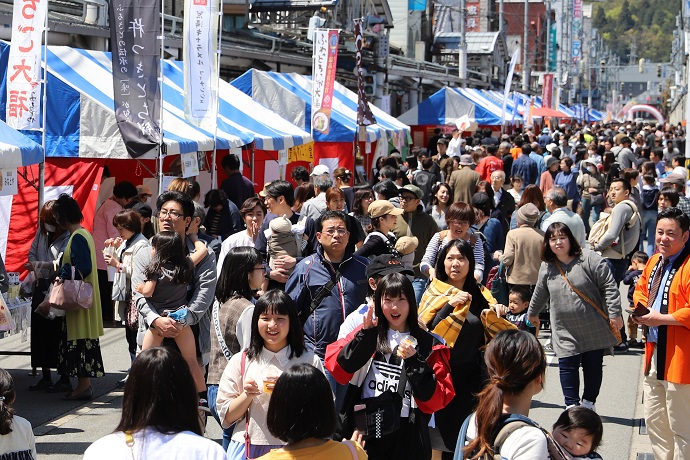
[269,215,292,233]
[395,236,418,256]
[515,203,540,226]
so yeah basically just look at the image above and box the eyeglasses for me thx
[400,195,418,202]
[323,228,349,236]
[252,265,266,272]
[447,220,470,227]
[158,209,183,220]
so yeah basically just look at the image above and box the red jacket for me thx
[325,325,455,414]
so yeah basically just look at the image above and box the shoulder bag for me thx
[556,263,621,345]
[40,266,93,311]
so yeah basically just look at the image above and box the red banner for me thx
[542,74,554,110]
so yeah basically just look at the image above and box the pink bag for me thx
[39,266,93,311]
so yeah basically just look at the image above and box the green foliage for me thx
[589,0,680,62]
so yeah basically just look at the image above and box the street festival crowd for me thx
[2,121,690,460]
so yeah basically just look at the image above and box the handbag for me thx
[556,263,622,345]
[125,298,139,330]
[590,193,605,207]
[488,260,509,306]
[353,361,408,440]
[40,266,93,311]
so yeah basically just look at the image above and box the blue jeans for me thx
[412,278,428,306]
[558,349,604,406]
[207,384,234,451]
[605,257,629,343]
[639,209,658,256]
[580,197,602,234]
[323,359,348,413]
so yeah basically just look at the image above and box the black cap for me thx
[366,254,414,279]
[132,202,152,219]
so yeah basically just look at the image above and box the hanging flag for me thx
[108,0,162,158]
[542,73,554,109]
[354,19,377,128]
[7,0,47,130]
[501,48,520,128]
[526,97,534,126]
[311,29,339,134]
[183,0,220,129]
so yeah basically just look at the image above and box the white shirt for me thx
[0,416,36,459]
[465,413,548,460]
[217,230,255,274]
[83,428,226,460]
[448,136,462,157]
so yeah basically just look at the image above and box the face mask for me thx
[44,223,56,233]
[588,166,596,174]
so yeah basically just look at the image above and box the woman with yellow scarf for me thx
[418,239,513,460]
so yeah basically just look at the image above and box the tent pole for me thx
[158,0,165,195]
[39,2,50,211]
[211,0,224,188]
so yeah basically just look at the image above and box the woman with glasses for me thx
[208,247,265,450]
[527,223,622,412]
[349,188,375,234]
[420,202,486,283]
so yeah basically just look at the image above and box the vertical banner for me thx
[549,22,558,72]
[526,97,534,126]
[466,0,481,32]
[311,29,339,135]
[354,20,376,128]
[108,0,162,158]
[572,0,583,66]
[183,0,219,128]
[7,0,47,130]
[501,48,520,127]
[542,73,554,109]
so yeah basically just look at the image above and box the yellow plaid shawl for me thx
[418,278,515,348]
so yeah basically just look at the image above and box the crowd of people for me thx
[2,120,690,460]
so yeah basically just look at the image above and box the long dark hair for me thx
[464,330,546,458]
[116,347,203,435]
[267,364,336,444]
[351,188,374,216]
[215,247,263,303]
[145,231,194,284]
[0,369,16,435]
[247,290,305,360]
[541,222,582,262]
[374,273,423,354]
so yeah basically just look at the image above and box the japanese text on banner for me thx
[183,0,219,127]
[288,142,314,163]
[7,0,47,130]
[311,29,339,134]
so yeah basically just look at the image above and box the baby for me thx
[499,285,539,337]
[552,406,604,459]
[395,236,418,281]
[267,215,301,276]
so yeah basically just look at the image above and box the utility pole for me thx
[498,0,504,35]
[545,1,551,72]
[459,0,467,80]
[522,0,529,91]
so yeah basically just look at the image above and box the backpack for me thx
[453,413,570,460]
[588,199,640,258]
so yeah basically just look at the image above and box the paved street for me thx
[0,313,652,459]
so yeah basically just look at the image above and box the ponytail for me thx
[0,369,15,435]
[462,330,546,459]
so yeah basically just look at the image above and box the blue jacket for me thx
[285,246,370,358]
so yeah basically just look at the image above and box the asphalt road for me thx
[0,312,652,459]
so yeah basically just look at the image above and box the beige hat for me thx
[258,182,271,197]
[395,236,418,256]
[368,200,404,219]
[515,203,540,226]
[137,185,153,196]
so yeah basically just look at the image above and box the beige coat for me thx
[503,226,544,286]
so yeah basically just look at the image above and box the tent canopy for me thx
[397,87,505,126]
[522,106,571,118]
[164,61,312,151]
[0,119,43,168]
[231,69,410,144]
[0,43,250,159]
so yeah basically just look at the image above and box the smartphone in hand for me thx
[625,303,650,317]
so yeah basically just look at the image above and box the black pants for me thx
[97,269,114,323]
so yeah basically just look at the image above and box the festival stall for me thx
[231,69,410,179]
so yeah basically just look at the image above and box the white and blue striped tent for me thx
[0,43,252,159]
[164,61,312,151]
[232,69,410,145]
[397,87,506,126]
[457,88,523,124]
[0,119,43,168]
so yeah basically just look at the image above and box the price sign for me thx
[0,169,18,196]
[180,152,200,178]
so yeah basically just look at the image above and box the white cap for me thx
[310,164,330,176]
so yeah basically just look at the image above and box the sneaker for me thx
[581,399,597,412]
[116,375,128,389]
[613,342,629,353]
[629,340,645,349]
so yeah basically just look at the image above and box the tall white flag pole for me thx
[158,0,166,195]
